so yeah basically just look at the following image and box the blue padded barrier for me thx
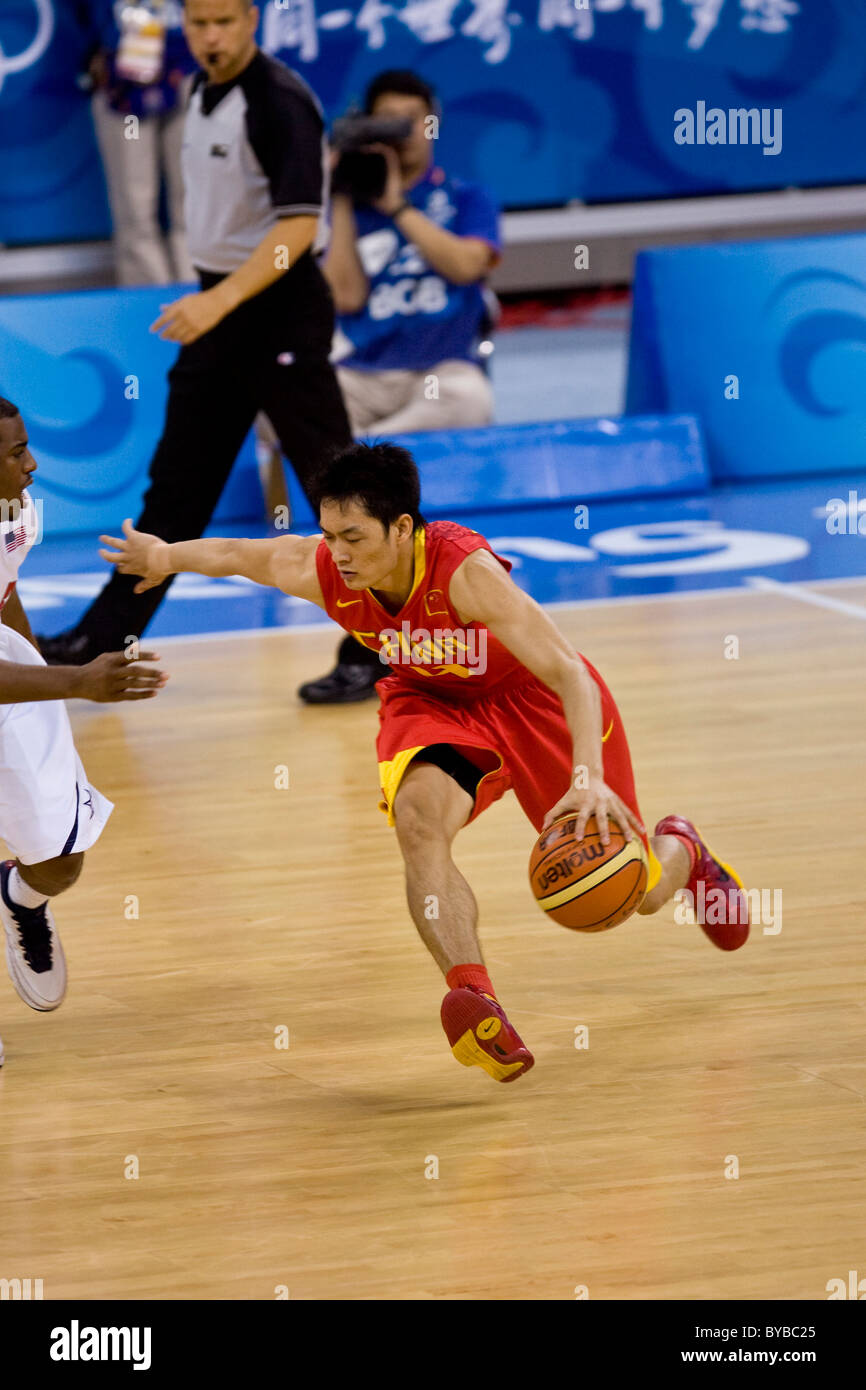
[285,414,708,526]
[626,233,866,482]
[0,284,707,535]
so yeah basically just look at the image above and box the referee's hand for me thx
[150,289,227,345]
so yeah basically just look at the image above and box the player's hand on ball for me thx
[76,651,168,703]
[542,776,645,847]
[99,520,172,593]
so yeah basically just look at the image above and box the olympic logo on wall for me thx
[0,0,54,97]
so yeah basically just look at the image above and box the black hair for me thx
[0,397,20,420]
[363,69,437,115]
[309,441,426,533]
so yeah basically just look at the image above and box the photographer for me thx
[326,70,502,435]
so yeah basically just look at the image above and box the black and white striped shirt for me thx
[182,50,328,275]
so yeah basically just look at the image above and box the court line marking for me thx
[744,575,866,621]
[144,570,866,647]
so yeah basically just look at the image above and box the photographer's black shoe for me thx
[36,631,98,665]
[297,660,383,705]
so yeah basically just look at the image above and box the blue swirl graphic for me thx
[0,347,139,498]
[779,312,866,418]
[769,270,866,417]
[765,269,866,312]
[445,90,545,156]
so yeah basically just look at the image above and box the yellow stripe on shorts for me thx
[378,746,427,826]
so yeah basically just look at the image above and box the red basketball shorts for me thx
[376,654,662,892]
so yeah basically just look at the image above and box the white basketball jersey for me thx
[0,494,39,614]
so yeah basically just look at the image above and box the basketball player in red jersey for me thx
[101,442,750,1084]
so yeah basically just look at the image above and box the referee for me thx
[41,0,383,704]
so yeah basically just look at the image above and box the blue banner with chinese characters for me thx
[0,0,864,245]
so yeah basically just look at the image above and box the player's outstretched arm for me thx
[449,549,645,845]
[98,521,326,607]
[0,651,167,704]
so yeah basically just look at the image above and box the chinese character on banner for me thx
[355,0,396,48]
[629,0,664,28]
[680,0,725,50]
[317,10,357,32]
[537,0,595,42]
[595,0,663,28]
[397,0,461,43]
[537,0,664,41]
[740,0,799,34]
[261,0,320,61]
[461,0,521,64]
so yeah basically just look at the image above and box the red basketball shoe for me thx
[655,816,750,951]
[441,986,534,1083]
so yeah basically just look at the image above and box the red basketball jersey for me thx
[315,520,526,696]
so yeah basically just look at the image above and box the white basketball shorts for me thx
[0,626,113,865]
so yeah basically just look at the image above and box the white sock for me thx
[8,866,49,909]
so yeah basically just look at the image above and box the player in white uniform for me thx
[0,399,167,1066]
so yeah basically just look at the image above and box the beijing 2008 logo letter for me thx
[0,0,55,97]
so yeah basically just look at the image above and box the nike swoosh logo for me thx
[336,598,361,608]
[602,719,614,743]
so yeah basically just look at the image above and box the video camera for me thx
[330,114,413,203]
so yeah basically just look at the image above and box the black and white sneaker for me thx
[0,861,67,1011]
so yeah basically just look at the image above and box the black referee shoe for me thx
[297,659,383,704]
[36,631,98,665]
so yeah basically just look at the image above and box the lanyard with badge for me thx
[114,1,170,85]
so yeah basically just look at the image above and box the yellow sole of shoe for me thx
[693,823,748,898]
[451,1027,527,1082]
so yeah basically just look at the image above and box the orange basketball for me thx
[529,814,648,931]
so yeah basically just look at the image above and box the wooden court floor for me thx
[1,582,864,1301]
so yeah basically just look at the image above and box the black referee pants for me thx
[73,254,367,661]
